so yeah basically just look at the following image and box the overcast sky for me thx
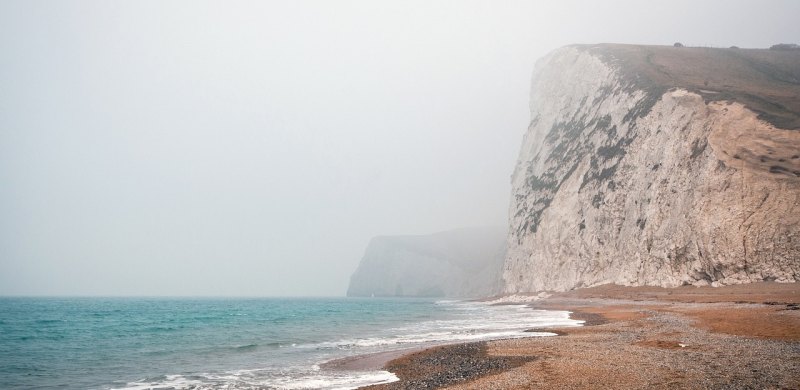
[1,1,798,296]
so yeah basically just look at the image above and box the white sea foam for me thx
[482,292,552,304]
[115,370,398,390]
[112,375,205,390]
[265,371,398,390]
[300,301,581,351]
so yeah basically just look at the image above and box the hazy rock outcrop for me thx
[504,44,800,292]
[347,227,506,298]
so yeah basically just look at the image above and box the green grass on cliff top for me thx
[578,44,800,130]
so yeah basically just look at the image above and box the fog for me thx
[1,0,797,296]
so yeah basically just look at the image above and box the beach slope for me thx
[367,282,799,389]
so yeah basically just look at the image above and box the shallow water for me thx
[0,297,581,389]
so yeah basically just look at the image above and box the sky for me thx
[1,0,798,296]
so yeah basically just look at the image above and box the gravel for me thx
[366,297,800,390]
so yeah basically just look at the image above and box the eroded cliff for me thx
[504,44,800,292]
[347,227,506,298]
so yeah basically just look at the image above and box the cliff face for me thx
[347,227,506,298]
[504,44,800,293]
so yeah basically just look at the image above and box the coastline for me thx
[355,282,799,389]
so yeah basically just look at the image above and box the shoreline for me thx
[351,282,799,389]
[321,346,432,372]
[320,302,579,386]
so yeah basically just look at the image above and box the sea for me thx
[0,297,582,389]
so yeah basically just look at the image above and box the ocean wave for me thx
[34,319,64,324]
[234,343,259,351]
[299,303,580,351]
[306,330,540,349]
[113,370,399,390]
[8,298,583,390]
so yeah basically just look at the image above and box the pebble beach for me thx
[361,283,800,389]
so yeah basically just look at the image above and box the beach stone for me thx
[370,342,534,390]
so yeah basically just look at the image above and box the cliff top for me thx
[575,44,800,129]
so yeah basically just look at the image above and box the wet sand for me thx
[322,348,430,371]
[361,282,800,389]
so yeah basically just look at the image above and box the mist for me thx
[1,0,798,296]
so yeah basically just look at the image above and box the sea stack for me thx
[503,44,800,292]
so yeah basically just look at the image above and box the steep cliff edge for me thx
[504,44,800,293]
[347,227,506,298]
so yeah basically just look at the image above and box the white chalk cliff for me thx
[503,44,800,292]
[347,227,506,298]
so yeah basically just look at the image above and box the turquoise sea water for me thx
[0,297,581,389]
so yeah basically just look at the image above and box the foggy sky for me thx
[2,1,798,296]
